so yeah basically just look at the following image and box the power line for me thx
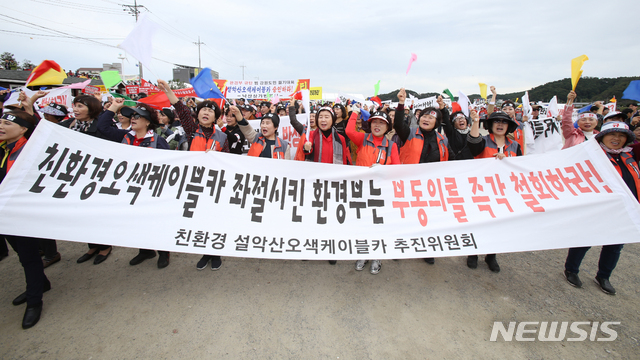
[0,29,123,40]
[4,6,122,36]
[28,0,126,15]
[145,10,194,44]
[0,14,119,48]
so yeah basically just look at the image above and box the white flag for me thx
[522,91,532,118]
[118,14,158,70]
[548,96,559,117]
[458,90,470,117]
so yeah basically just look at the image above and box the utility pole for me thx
[117,53,126,78]
[193,36,205,71]
[122,0,145,81]
[240,63,246,80]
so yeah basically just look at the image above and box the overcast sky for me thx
[2,0,639,97]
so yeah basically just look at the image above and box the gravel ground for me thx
[1,240,639,359]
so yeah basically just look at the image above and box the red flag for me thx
[138,92,170,109]
[370,96,382,106]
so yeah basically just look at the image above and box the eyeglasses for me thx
[493,119,509,124]
[131,114,141,119]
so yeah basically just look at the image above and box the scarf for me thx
[71,119,93,133]
[600,142,632,155]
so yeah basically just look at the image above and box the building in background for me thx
[173,65,218,83]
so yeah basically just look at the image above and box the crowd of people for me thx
[1,81,639,330]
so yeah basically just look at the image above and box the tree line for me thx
[378,76,640,107]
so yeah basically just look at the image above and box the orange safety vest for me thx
[1,136,27,174]
[247,136,288,159]
[608,151,640,202]
[190,125,226,151]
[356,134,394,166]
[474,134,520,159]
[399,127,449,164]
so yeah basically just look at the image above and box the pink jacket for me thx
[561,105,598,149]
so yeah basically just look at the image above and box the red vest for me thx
[399,127,449,164]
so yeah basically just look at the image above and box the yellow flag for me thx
[478,83,487,99]
[610,96,617,103]
[571,55,589,91]
[515,97,519,103]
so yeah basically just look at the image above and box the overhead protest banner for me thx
[1,121,639,260]
[226,79,310,99]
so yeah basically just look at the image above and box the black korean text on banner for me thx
[0,120,639,260]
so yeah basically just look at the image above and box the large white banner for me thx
[1,120,640,260]
[226,79,308,99]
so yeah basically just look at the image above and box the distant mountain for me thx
[378,76,640,106]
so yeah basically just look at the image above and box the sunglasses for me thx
[493,119,509,124]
